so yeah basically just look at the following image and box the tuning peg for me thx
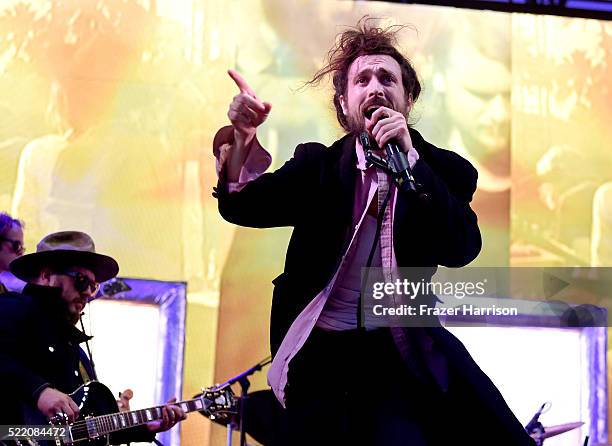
[50,411,68,425]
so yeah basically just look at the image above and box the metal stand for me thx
[359,132,420,194]
[220,357,272,446]
[226,420,236,446]
[525,402,548,446]
[237,377,250,446]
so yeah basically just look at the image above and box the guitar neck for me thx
[63,382,234,443]
[79,398,204,436]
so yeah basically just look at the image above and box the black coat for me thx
[216,128,481,353]
[0,284,93,424]
[216,127,535,445]
[0,284,153,444]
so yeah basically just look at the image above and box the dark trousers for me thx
[273,328,448,446]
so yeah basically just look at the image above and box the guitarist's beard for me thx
[62,297,86,325]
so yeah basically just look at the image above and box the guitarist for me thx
[0,231,185,442]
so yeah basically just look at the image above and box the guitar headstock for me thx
[196,384,236,422]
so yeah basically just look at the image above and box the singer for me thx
[213,18,534,446]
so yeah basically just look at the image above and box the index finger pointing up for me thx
[228,69,257,98]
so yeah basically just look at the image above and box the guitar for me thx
[15,381,236,445]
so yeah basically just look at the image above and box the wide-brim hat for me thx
[10,231,119,282]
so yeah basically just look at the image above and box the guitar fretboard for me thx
[72,398,207,438]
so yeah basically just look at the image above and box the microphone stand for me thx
[218,356,272,446]
[359,132,420,193]
[524,402,549,446]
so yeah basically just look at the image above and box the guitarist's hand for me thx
[146,397,186,433]
[117,388,134,412]
[37,387,80,423]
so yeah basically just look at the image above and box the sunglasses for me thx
[1,236,25,255]
[61,271,100,295]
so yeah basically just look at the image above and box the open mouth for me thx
[364,106,380,120]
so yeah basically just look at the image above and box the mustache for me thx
[362,97,393,118]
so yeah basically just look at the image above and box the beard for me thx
[344,110,367,136]
[63,297,85,325]
[66,305,81,325]
[343,96,399,139]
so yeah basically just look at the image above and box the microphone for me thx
[361,105,419,193]
[384,140,418,192]
[360,132,386,171]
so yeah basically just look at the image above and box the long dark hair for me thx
[307,17,421,132]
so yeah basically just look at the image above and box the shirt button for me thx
[48,346,55,353]
[74,370,79,377]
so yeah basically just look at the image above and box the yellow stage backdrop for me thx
[0,0,610,444]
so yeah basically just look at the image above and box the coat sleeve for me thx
[0,297,50,404]
[212,125,273,193]
[410,150,482,267]
[215,142,319,228]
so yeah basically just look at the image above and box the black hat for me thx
[10,231,119,282]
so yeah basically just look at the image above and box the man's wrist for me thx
[233,128,256,150]
[32,383,53,404]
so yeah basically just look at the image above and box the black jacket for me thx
[0,284,153,443]
[0,284,91,423]
[216,128,481,354]
[216,127,535,446]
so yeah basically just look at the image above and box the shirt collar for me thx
[355,139,368,171]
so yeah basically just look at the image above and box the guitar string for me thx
[68,405,172,435]
[65,396,226,436]
[60,386,234,436]
[68,405,167,435]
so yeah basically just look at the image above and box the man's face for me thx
[339,54,411,136]
[48,266,98,325]
[445,44,511,154]
[0,224,24,272]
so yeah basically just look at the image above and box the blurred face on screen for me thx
[445,42,511,155]
[340,54,411,136]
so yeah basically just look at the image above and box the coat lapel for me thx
[337,133,357,224]
[329,134,358,258]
